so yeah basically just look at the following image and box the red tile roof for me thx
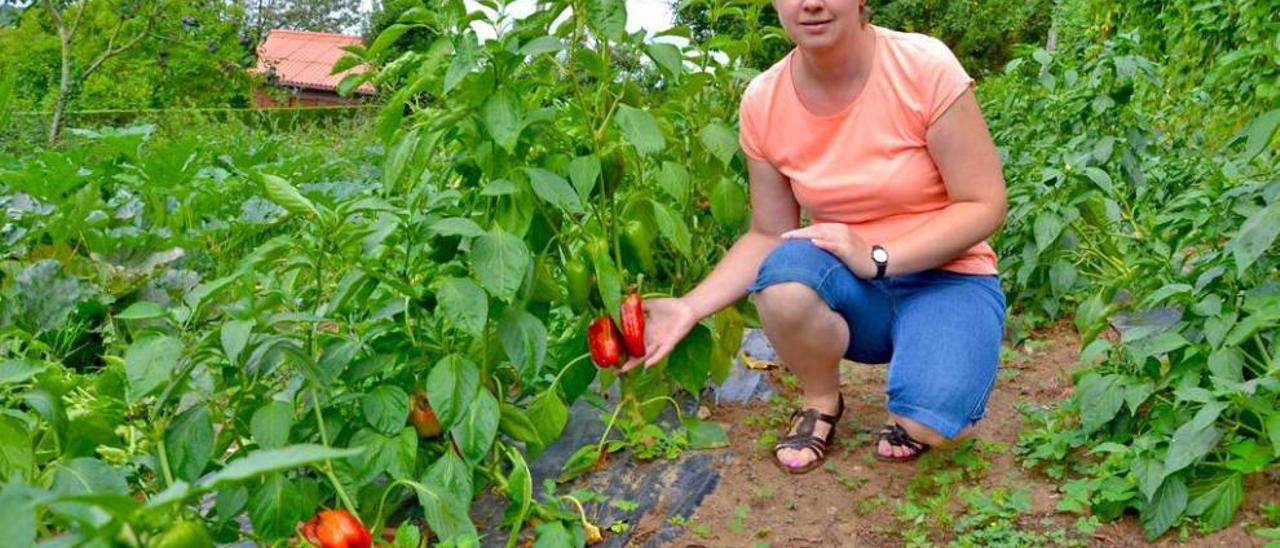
[253,29,375,95]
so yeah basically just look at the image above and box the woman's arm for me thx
[619,157,798,370]
[780,89,1006,278]
[879,89,1007,276]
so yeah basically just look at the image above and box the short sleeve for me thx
[920,38,975,126]
[737,79,768,161]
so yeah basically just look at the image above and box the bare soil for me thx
[652,322,1279,548]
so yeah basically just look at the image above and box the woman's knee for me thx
[755,282,826,327]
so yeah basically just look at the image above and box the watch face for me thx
[872,247,889,263]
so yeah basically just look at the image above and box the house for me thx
[251,29,375,107]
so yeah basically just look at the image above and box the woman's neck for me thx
[795,25,877,86]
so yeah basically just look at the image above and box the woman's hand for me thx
[781,223,876,278]
[619,297,699,372]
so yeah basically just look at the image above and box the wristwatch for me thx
[871,245,889,280]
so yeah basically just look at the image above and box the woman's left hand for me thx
[781,223,877,279]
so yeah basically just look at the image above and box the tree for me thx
[237,0,365,40]
[39,0,160,146]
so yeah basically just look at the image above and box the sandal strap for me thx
[877,424,929,454]
[775,434,827,459]
[774,395,845,458]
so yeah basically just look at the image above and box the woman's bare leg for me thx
[755,282,850,469]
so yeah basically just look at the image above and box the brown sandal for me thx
[874,423,931,462]
[773,395,845,474]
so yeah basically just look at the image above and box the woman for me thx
[621,0,1007,473]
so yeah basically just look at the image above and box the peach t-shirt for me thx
[738,25,998,275]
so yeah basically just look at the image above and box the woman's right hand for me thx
[619,297,699,372]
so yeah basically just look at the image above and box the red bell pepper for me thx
[619,291,645,358]
[300,509,372,548]
[588,315,623,368]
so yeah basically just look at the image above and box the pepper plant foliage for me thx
[0,0,760,544]
[988,0,1280,540]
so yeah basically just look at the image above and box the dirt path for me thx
[660,322,1278,547]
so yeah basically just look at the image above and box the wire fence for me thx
[4,104,382,150]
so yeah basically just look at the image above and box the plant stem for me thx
[311,389,358,514]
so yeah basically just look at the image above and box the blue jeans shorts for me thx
[748,239,1007,439]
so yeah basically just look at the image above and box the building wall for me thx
[252,87,366,108]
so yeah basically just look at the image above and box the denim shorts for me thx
[748,239,1007,439]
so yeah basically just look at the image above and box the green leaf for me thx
[427,355,481,432]
[336,72,372,98]
[646,42,684,80]
[116,302,167,321]
[709,177,747,229]
[534,521,573,547]
[0,416,32,481]
[1207,348,1244,385]
[1133,456,1165,502]
[200,445,363,489]
[220,320,253,366]
[453,389,499,464]
[248,474,303,541]
[682,418,729,449]
[1083,166,1114,194]
[165,405,213,483]
[125,335,183,404]
[1164,404,1224,476]
[1187,474,1243,532]
[383,129,420,192]
[1127,332,1188,363]
[363,385,411,435]
[1033,211,1063,252]
[1077,373,1125,434]
[504,446,534,547]
[1141,475,1187,540]
[615,104,666,155]
[668,323,714,395]
[0,480,39,548]
[700,123,739,166]
[1049,260,1077,295]
[588,238,622,323]
[51,458,128,497]
[369,23,411,57]
[657,161,690,201]
[424,447,472,502]
[0,360,44,386]
[651,200,692,259]
[1225,201,1280,275]
[438,278,488,337]
[348,428,418,483]
[520,36,565,57]
[568,155,601,203]
[499,403,543,451]
[1268,412,1280,458]
[525,168,584,214]
[250,401,293,450]
[394,521,423,548]
[444,34,478,94]
[528,389,569,446]
[498,308,547,379]
[415,474,478,543]
[1238,108,1280,161]
[260,174,318,217]
[432,217,485,238]
[483,89,523,153]
[473,227,531,303]
[585,0,626,40]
